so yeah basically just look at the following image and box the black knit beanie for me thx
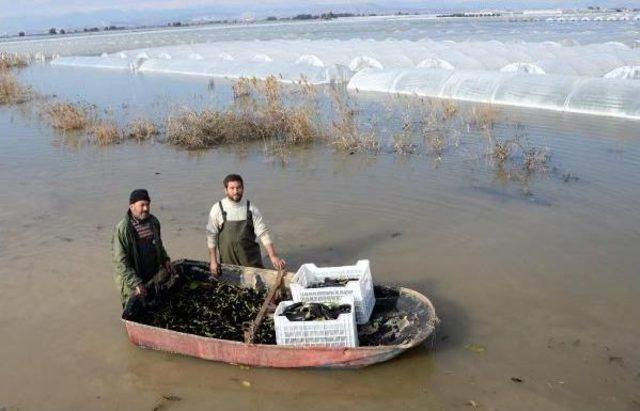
[129,189,150,204]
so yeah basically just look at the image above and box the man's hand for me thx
[210,260,221,279]
[134,284,147,297]
[269,255,286,271]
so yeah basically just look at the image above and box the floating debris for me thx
[609,355,624,365]
[280,302,352,321]
[464,343,486,353]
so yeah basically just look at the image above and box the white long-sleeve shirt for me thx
[206,197,272,249]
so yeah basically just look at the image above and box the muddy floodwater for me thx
[2,34,640,411]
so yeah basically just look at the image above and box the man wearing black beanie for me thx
[112,189,174,306]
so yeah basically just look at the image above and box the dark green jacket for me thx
[112,212,170,302]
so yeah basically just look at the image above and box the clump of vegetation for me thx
[328,86,380,154]
[379,95,460,160]
[469,104,499,130]
[167,76,324,151]
[127,119,159,141]
[0,73,30,105]
[0,52,30,70]
[392,110,418,155]
[45,102,91,131]
[423,129,448,160]
[283,106,320,144]
[14,73,553,195]
[167,109,226,148]
[91,120,121,145]
[232,77,252,100]
[486,125,550,192]
[441,99,458,120]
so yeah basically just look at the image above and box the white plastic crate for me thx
[274,297,358,347]
[290,259,375,325]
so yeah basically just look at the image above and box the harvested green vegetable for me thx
[307,277,359,288]
[131,274,276,344]
[280,302,351,321]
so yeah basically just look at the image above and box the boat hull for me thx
[122,261,438,368]
[124,319,407,368]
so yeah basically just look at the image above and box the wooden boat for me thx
[122,259,438,368]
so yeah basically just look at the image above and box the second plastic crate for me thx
[290,259,375,324]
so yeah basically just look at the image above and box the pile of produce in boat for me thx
[306,277,359,288]
[131,278,276,344]
[358,311,419,346]
[357,286,424,346]
[280,302,352,321]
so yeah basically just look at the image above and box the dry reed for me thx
[0,73,29,104]
[91,121,121,145]
[441,99,458,120]
[328,85,380,153]
[127,119,159,141]
[167,76,324,150]
[485,125,550,191]
[45,102,90,131]
[470,104,499,129]
[0,52,30,71]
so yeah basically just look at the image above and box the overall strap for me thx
[219,201,227,222]
[246,200,253,222]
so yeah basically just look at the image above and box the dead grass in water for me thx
[328,86,380,154]
[4,70,552,194]
[0,73,30,105]
[91,121,121,145]
[166,109,233,149]
[486,124,550,193]
[45,102,91,131]
[469,104,499,130]
[0,52,30,71]
[127,119,159,141]
[167,76,324,151]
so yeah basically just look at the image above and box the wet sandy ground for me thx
[1,72,640,410]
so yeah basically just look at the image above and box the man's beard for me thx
[133,211,149,220]
[228,193,242,202]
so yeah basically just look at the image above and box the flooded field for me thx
[1,15,640,411]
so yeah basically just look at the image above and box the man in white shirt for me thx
[206,174,286,277]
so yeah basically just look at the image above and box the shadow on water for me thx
[124,335,439,410]
[392,277,470,355]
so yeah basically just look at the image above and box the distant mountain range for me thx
[1,0,636,36]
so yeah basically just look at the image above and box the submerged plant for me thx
[127,119,159,141]
[328,85,380,154]
[469,104,499,130]
[45,102,91,131]
[0,73,30,105]
[485,124,550,192]
[91,120,121,145]
[167,76,324,151]
[0,52,30,71]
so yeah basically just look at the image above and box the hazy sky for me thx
[0,0,636,33]
[1,0,633,17]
